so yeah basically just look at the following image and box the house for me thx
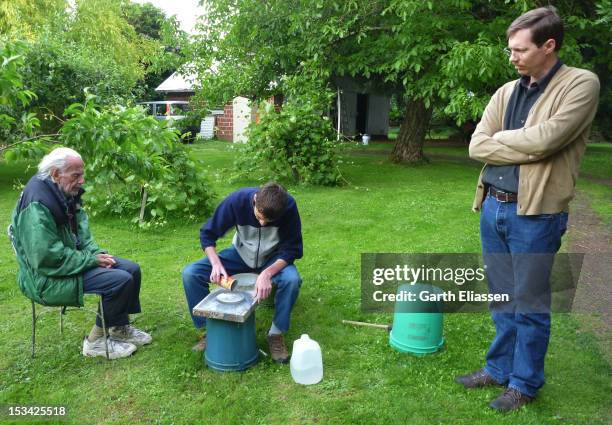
[155,71,254,142]
[331,76,391,139]
[155,71,391,142]
[155,71,196,102]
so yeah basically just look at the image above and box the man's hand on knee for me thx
[96,253,116,268]
[255,271,273,302]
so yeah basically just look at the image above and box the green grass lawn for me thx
[0,141,610,424]
[579,143,612,179]
[387,126,462,141]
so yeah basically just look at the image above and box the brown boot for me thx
[490,387,534,412]
[455,368,503,388]
[192,334,207,352]
[267,334,290,364]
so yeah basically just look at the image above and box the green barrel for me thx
[205,313,259,372]
[389,283,445,356]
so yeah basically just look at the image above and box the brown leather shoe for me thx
[490,387,533,412]
[455,368,503,388]
[192,334,207,352]
[267,334,290,364]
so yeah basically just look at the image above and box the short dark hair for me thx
[507,6,564,51]
[255,182,288,221]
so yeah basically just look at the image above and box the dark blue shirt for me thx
[200,188,303,265]
[483,60,563,193]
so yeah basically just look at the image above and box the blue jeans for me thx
[182,246,302,332]
[83,257,142,328]
[480,194,568,397]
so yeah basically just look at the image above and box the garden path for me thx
[567,191,611,364]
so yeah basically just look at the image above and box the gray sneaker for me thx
[110,325,152,346]
[82,336,137,360]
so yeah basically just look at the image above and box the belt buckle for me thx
[490,187,510,202]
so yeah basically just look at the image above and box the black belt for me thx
[488,186,517,203]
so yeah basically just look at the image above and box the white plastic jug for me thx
[290,334,323,385]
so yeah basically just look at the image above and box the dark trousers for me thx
[82,257,142,328]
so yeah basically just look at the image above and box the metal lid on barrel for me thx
[193,288,257,323]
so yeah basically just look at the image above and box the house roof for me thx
[155,71,197,93]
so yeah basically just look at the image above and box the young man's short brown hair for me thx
[255,182,288,222]
[507,6,564,51]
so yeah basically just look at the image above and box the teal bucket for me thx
[389,284,445,355]
[205,314,259,372]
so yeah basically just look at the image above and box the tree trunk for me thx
[390,99,433,163]
[290,166,300,183]
[139,186,148,225]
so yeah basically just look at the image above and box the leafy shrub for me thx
[0,39,40,153]
[1,38,214,226]
[235,77,342,186]
[22,32,143,133]
[173,107,207,143]
[59,95,215,226]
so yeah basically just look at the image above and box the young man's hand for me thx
[205,246,227,283]
[210,262,228,283]
[254,271,273,302]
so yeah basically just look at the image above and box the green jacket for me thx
[10,176,102,307]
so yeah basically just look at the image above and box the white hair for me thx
[37,147,83,179]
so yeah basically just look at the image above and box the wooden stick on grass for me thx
[342,320,391,331]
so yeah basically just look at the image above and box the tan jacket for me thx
[469,64,600,215]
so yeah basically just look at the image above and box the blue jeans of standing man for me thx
[182,246,302,332]
[480,193,568,398]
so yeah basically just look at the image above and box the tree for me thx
[22,32,146,133]
[0,39,41,156]
[194,0,608,162]
[3,0,160,132]
[0,2,215,225]
[574,0,612,139]
[123,1,165,39]
[123,2,191,100]
[0,0,65,40]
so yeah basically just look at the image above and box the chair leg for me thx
[31,300,36,358]
[29,298,108,360]
[98,297,109,360]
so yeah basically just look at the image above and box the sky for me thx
[131,0,205,34]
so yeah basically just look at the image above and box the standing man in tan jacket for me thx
[455,6,600,412]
